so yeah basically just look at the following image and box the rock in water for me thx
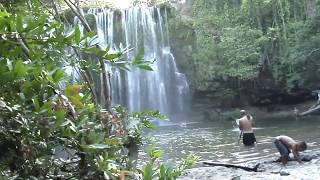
[301,154,313,161]
[280,170,290,176]
[231,176,241,180]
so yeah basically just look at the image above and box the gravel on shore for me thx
[178,151,320,180]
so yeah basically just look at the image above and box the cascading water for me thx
[86,6,189,121]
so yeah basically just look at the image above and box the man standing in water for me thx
[274,135,307,165]
[236,110,256,146]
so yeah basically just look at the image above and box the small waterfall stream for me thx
[86,6,189,120]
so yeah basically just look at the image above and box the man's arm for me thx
[292,148,302,163]
[238,120,243,130]
[251,119,255,127]
[235,118,240,126]
[248,115,255,127]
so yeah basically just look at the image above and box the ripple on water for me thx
[140,117,320,166]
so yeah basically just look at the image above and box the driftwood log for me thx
[203,162,260,172]
[298,103,320,116]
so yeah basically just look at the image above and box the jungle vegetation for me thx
[170,0,320,106]
[0,0,197,179]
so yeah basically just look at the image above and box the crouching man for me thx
[274,135,307,165]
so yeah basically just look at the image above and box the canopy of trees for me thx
[170,0,320,106]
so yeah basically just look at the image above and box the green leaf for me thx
[84,144,109,150]
[69,124,77,133]
[84,46,107,57]
[104,53,122,60]
[65,29,75,40]
[166,167,173,178]
[32,97,40,111]
[143,163,153,180]
[69,96,83,109]
[0,10,11,19]
[55,110,66,125]
[134,48,144,64]
[13,60,27,77]
[66,84,83,97]
[138,64,153,71]
[0,100,6,108]
[60,119,72,127]
[159,165,166,180]
[105,44,111,52]
[86,31,96,38]
[75,24,81,44]
[53,69,65,83]
[152,149,164,159]
[66,84,84,108]
[6,59,13,71]
[16,15,23,32]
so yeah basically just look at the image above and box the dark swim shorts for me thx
[243,133,256,146]
[274,138,290,159]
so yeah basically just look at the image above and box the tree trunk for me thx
[63,0,112,111]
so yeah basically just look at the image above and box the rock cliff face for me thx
[170,0,194,15]
[167,0,196,89]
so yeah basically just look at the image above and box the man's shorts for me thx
[274,138,290,159]
[243,133,256,146]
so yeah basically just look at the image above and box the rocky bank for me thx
[178,150,320,180]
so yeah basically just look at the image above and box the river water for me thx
[139,116,320,166]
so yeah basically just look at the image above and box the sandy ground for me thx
[178,151,320,180]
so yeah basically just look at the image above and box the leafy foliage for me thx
[0,1,195,179]
[186,0,320,104]
[138,147,198,180]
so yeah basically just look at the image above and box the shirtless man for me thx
[274,135,307,165]
[236,110,256,146]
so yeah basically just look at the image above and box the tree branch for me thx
[203,162,260,172]
[63,0,112,110]
[63,0,91,32]
[16,33,31,58]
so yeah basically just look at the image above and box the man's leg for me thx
[274,139,290,165]
[280,156,288,165]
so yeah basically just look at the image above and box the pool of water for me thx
[139,116,320,166]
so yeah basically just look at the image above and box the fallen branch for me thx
[202,162,260,172]
[298,103,320,116]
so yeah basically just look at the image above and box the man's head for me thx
[297,141,307,151]
[240,109,246,116]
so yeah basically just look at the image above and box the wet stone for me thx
[231,176,241,180]
[279,170,290,176]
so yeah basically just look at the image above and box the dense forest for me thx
[169,0,320,107]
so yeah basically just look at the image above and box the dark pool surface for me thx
[139,116,320,166]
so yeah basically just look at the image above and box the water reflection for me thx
[139,116,320,166]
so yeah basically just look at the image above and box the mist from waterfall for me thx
[86,6,190,120]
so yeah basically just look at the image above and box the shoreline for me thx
[190,100,320,122]
[178,150,320,179]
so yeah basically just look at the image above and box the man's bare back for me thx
[275,135,296,149]
[236,110,256,146]
[238,115,254,133]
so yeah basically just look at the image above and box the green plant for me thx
[138,147,198,180]
[0,1,199,179]
[0,0,157,179]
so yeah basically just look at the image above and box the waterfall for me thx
[86,6,189,120]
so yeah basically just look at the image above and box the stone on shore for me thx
[178,152,320,180]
